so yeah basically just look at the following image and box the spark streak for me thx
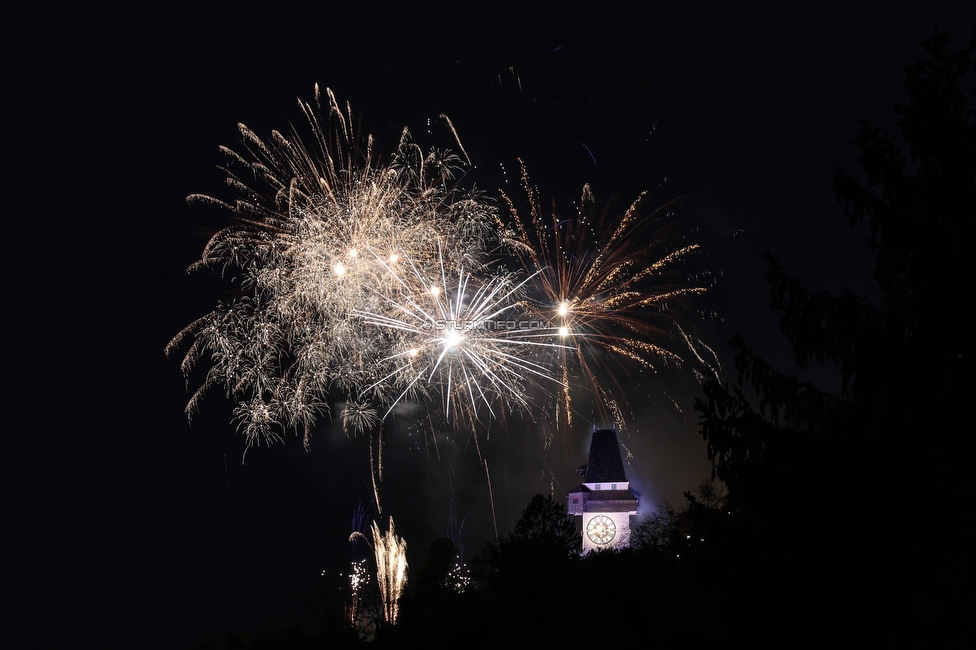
[499,161,717,427]
[372,518,407,625]
[354,246,566,430]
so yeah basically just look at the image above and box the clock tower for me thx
[567,428,640,553]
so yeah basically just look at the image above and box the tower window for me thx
[612,483,617,490]
[595,484,601,490]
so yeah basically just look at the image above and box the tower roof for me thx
[583,429,628,483]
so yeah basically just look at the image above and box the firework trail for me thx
[371,517,407,625]
[166,86,497,447]
[442,501,472,593]
[345,501,372,630]
[447,500,468,560]
[498,161,719,429]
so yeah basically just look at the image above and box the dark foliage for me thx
[696,30,975,647]
[507,492,580,555]
[474,493,579,593]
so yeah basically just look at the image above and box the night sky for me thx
[5,2,972,647]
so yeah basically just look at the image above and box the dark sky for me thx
[4,2,972,648]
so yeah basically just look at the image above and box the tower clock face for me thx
[586,515,616,545]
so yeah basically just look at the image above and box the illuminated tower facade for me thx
[567,428,640,553]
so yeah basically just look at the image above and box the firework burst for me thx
[169,86,716,502]
[352,243,566,432]
[498,161,718,429]
[166,86,496,446]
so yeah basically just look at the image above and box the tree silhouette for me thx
[696,30,975,645]
[482,493,579,578]
[693,478,726,510]
[509,493,579,553]
[630,501,682,553]
[407,537,468,604]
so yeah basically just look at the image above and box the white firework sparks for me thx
[353,245,566,429]
[371,517,407,625]
[169,88,714,473]
[166,86,497,446]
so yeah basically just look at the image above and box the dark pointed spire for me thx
[583,429,628,483]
